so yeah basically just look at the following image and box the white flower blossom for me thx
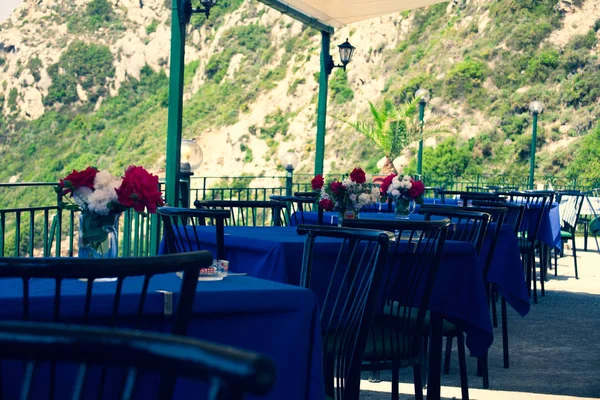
[342,178,354,188]
[349,194,357,202]
[94,170,120,191]
[72,187,93,210]
[358,193,371,206]
[402,175,411,182]
[371,187,380,197]
[365,174,373,183]
[391,189,400,197]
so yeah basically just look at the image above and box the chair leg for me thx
[392,363,399,400]
[531,252,538,304]
[421,336,428,388]
[539,245,545,297]
[443,336,452,374]
[457,332,469,400]
[491,292,498,328]
[554,248,558,276]
[525,254,532,298]
[572,237,579,279]
[501,297,509,369]
[413,364,424,400]
[584,222,588,251]
[479,352,489,389]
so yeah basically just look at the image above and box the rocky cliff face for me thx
[0,0,599,182]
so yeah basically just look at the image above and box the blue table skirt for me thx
[160,226,494,357]
[292,211,529,317]
[0,276,324,400]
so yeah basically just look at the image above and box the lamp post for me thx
[179,139,203,208]
[281,152,299,197]
[415,88,430,178]
[315,38,355,176]
[528,100,544,190]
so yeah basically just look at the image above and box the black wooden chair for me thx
[438,190,507,206]
[296,224,392,400]
[269,195,320,225]
[193,200,286,227]
[418,206,491,393]
[502,191,550,303]
[471,201,526,369]
[342,218,451,400]
[0,320,275,399]
[0,252,212,333]
[0,252,213,399]
[158,206,230,260]
[555,190,586,279]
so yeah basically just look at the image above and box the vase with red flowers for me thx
[380,174,425,219]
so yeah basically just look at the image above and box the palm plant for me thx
[340,97,443,174]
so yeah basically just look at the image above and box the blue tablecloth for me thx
[292,211,529,317]
[522,202,561,249]
[160,226,494,357]
[0,275,324,400]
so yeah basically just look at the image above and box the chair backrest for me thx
[557,190,586,232]
[472,200,526,235]
[158,206,229,260]
[0,251,213,335]
[296,224,391,400]
[294,191,319,198]
[418,205,490,254]
[466,186,492,193]
[342,219,450,362]
[501,191,549,242]
[193,200,285,227]
[438,189,506,206]
[269,195,319,225]
[0,320,275,399]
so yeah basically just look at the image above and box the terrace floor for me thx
[360,237,600,399]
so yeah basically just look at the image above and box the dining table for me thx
[158,225,496,358]
[0,274,325,400]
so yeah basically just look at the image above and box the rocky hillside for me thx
[1,0,600,194]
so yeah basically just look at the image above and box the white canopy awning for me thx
[261,0,449,29]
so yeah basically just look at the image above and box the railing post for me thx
[55,187,62,257]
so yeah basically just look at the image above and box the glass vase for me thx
[78,212,121,258]
[338,208,359,227]
[394,199,415,220]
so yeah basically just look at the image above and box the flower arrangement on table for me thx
[380,174,425,219]
[311,167,379,222]
[57,166,164,258]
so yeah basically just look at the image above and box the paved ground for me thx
[359,237,600,399]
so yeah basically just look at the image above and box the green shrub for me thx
[568,30,597,51]
[258,109,290,139]
[329,69,354,104]
[506,21,553,51]
[86,0,113,27]
[27,57,43,82]
[444,58,487,98]
[561,67,600,108]
[525,49,559,82]
[146,19,159,35]
[205,52,231,83]
[8,88,18,112]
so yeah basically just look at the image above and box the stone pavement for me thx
[360,237,600,399]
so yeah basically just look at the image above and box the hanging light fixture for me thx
[182,0,218,23]
[326,38,356,75]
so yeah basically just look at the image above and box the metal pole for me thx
[529,113,538,190]
[286,168,294,197]
[314,31,331,176]
[165,0,186,207]
[417,100,425,177]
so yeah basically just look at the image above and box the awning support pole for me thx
[314,31,330,176]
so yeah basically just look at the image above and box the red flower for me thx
[329,181,344,196]
[116,165,164,214]
[408,179,425,199]
[350,168,366,184]
[319,198,334,211]
[59,167,98,196]
[311,174,324,190]
[379,174,396,196]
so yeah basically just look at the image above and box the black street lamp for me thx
[182,0,218,23]
[326,38,356,75]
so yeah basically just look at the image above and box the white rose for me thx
[358,193,371,205]
[406,181,413,189]
[372,187,380,197]
[402,175,411,182]
[391,189,400,198]
[391,177,401,190]
[342,178,354,188]
[350,194,357,201]
[94,170,120,190]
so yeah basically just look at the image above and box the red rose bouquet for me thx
[311,168,379,216]
[58,165,164,215]
[380,174,425,204]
